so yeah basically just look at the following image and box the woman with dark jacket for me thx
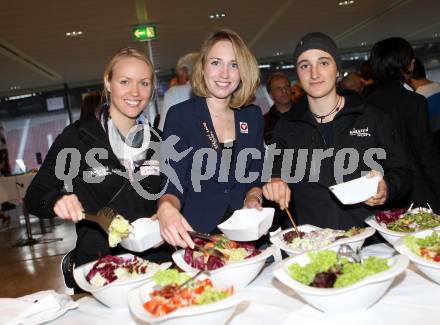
[156,30,265,248]
[25,48,167,271]
[367,37,440,212]
[263,32,411,230]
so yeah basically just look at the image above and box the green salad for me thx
[152,269,191,286]
[404,232,440,262]
[387,211,440,233]
[288,250,389,288]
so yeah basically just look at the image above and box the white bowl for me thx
[217,208,274,241]
[273,252,409,313]
[172,246,275,288]
[329,175,380,205]
[394,229,440,285]
[364,215,440,245]
[270,224,375,256]
[73,254,171,309]
[120,218,163,252]
[128,274,246,325]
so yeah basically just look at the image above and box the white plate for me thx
[73,253,171,309]
[172,246,275,288]
[329,175,380,205]
[120,218,163,252]
[269,224,375,256]
[128,274,246,324]
[217,208,274,241]
[394,229,440,284]
[365,215,440,245]
[273,253,409,313]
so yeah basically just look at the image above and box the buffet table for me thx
[50,254,440,325]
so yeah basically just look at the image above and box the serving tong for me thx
[337,244,362,264]
[188,231,226,259]
[83,207,119,233]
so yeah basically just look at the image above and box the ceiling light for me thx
[10,86,21,90]
[209,13,226,19]
[281,64,294,69]
[66,31,83,37]
[339,0,354,6]
[360,41,367,46]
[258,64,271,69]
[273,51,283,56]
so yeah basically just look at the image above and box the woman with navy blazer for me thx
[157,29,265,248]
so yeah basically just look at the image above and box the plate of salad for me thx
[273,250,409,313]
[365,206,440,245]
[270,224,375,256]
[172,236,275,288]
[128,269,245,324]
[73,254,171,308]
[394,230,440,284]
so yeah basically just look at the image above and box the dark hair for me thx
[80,91,101,120]
[266,72,289,93]
[360,60,374,80]
[370,37,414,83]
[412,57,426,79]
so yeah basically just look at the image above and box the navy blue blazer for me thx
[162,96,265,232]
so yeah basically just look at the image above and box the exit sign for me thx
[132,25,157,42]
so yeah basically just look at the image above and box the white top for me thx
[158,83,193,131]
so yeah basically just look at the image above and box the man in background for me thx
[264,72,293,144]
[408,57,440,134]
[159,52,199,131]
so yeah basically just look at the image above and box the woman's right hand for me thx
[157,201,194,249]
[262,178,291,210]
[53,194,85,222]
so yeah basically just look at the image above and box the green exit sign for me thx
[132,25,157,42]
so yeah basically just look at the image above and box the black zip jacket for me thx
[24,116,165,266]
[367,82,440,212]
[271,93,412,230]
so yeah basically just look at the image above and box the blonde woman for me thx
[157,30,265,248]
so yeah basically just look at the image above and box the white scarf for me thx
[106,118,150,180]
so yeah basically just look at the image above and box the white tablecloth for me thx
[51,259,440,325]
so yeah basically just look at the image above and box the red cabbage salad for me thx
[184,235,261,271]
[85,255,160,288]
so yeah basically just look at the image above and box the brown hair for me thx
[191,29,260,109]
[103,47,156,104]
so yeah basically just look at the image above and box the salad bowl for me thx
[270,224,375,256]
[273,251,409,313]
[73,254,171,309]
[365,208,440,245]
[172,245,276,288]
[217,207,274,241]
[128,272,246,325]
[394,229,440,284]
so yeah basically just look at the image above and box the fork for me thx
[84,207,118,233]
[337,244,362,263]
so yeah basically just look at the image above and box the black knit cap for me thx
[293,32,342,71]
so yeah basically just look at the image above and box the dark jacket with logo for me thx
[271,93,412,230]
[24,115,164,266]
[367,82,440,212]
[162,96,265,233]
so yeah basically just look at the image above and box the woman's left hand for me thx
[364,170,388,206]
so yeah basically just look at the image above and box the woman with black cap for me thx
[263,32,411,231]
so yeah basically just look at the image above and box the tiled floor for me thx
[0,213,76,297]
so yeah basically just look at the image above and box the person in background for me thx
[407,57,440,134]
[263,32,411,233]
[340,72,364,94]
[264,72,293,144]
[291,82,304,105]
[25,47,168,291]
[157,29,264,248]
[80,91,101,120]
[359,60,376,97]
[159,53,199,131]
[367,37,440,212]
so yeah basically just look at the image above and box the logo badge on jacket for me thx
[140,160,160,176]
[239,122,248,134]
[349,127,371,137]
